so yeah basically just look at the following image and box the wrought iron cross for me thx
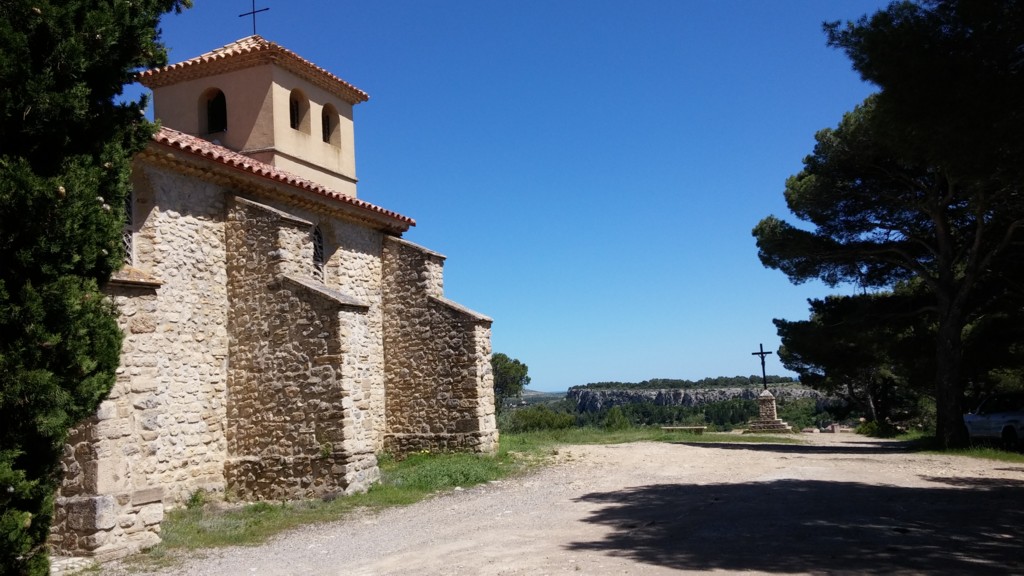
[751,343,773,390]
[239,0,270,36]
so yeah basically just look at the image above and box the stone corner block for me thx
[64,495,118,532]
[132,486,164,505]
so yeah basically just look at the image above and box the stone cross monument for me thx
[751,343,772,390]
[744,343,794,433]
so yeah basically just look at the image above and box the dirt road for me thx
[101,434,1024,575]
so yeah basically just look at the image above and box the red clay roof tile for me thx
[151,127,414,230]
[139,35,369,105]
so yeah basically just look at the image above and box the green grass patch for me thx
[501,426,801,451]
[947,445,1024,463]
[158,497,360,551]
[906,436,1024,463]
[131,446,530,568]
[856,431,1024,463]
[377,450,516,493]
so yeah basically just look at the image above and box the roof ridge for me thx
[139,36,369,104]
[200,34,267,57]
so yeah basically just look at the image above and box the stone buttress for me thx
[382,236,498,454]
[223,196,379,500]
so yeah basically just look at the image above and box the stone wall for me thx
[52,164,231,560]
[227,196,390,452]
[52,160,497,560]
[223,197,378,500]
[296,213,388,452]
[381,237,498,454]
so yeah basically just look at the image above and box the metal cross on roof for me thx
[239,0,270,36]
[751,343,773,390]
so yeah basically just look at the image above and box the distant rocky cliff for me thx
[567,387,827,413]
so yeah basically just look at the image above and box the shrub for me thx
[602,406,631,431]
[856,420,901,438]
[185,490,206,510]
[913,397,937,434]
[702,399,759,429]
[777,398,833,430]
[501,405,575,433]
[0,2,191,573]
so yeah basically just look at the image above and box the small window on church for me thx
[289,89,309,133]
[122,187,134,265]
[206,90,227,133]
[321,104,340,147]
[312,226,325,282]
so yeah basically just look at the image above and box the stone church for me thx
[51,36,498,560]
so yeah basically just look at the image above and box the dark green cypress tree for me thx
[0,2,189,573]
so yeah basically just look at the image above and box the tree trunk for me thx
[934,317,968,448]
[866,386,879,423]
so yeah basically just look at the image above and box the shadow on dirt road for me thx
[567,443,1023,575]
[673,438,917,456]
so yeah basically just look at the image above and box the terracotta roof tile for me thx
[151,127,414,230]
[139,35,369,105]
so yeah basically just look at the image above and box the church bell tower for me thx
[139,35,368,197]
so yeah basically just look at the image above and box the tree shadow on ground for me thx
[567,474,1024,575]
[669,439,916,456]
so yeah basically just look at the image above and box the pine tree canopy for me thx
[754,0,1024,448]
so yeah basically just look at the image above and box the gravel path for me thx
[98,434,1024,576]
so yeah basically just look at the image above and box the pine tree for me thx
[0,2,189,573]
[754,1,1024,448]
[491,353,530,414]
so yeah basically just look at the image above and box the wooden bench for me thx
[660,426,707,434]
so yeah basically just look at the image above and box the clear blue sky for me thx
[142,1,888,391]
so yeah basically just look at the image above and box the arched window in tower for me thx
[321,111,331,143]
[312,226,325,282]
[321,104,340,146]
[206,89,227,133]
[289,89,309,133]
[122,187,134,266]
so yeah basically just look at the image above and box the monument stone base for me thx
[743,389,796,434]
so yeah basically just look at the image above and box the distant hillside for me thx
[569,375,797,391]
[567,386,825,413]
[518,388,566,405]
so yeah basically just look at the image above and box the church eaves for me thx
[138,35,370,105]
[147,127,415,233]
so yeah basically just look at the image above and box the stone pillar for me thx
[52,274,170,561]
[758,389,779,420]
[743,389,794,434]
